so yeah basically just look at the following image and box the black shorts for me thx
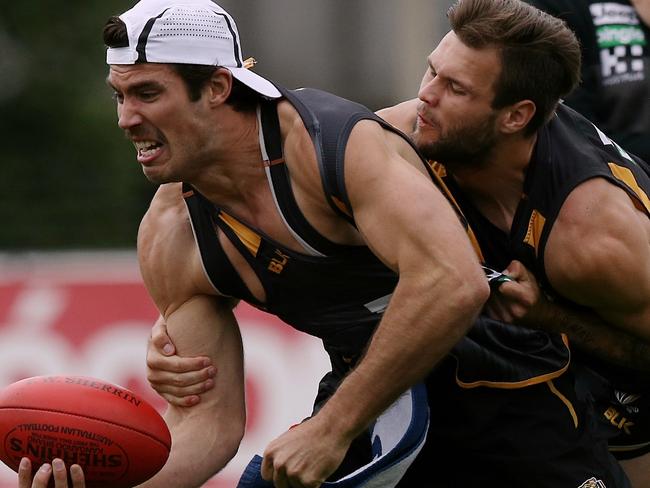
[573,362,650,461]
[395,359,630,488]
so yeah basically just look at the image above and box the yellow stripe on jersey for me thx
[218,212,262,256]
[429,161,485,262]
[523,209,546,256]
[547,379,579,429]
[608,162,650,215]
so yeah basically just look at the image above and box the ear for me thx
[498,100,536,135]
[205,68,233,106]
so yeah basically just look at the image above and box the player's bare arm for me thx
[136,184,246,488]
[545,177,650,342]
[489,259,650,371]
[147,316,217,406]
[375,99,419,134]
[259,120,489,487]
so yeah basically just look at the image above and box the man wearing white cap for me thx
[17,0,489,487]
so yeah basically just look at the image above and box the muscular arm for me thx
[320,121,488,435]
[545,178,650,344]
[261,121,489,486]
[136,185,246,488]
[490,260,650,372]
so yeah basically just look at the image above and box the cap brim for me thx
[229,67,281,99]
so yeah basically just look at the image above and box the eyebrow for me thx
[105,77,164,93]
[428,58,473,93]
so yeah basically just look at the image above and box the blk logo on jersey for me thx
[267,250,289,274]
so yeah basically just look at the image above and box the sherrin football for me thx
[0,375,171,487]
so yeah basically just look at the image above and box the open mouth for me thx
[134,140,163,158]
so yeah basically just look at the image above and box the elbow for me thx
[447,267,490,326]
[222,420,246,462]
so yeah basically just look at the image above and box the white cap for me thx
[106,0,281,99]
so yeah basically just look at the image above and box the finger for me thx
[150,317,175,355]
[273,467,289,488]
[51,459,68,487]
[159,392,202,407]
[150,375,215,395]
[147,365,216,396]
[260,454,274,482]
[147,354,214,375]
[503,260,526,280]
[18,458,32,488]
[69,464,85,488]
[32,463,53,488]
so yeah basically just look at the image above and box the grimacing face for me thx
[412,31,502,170]
[107,63,216,184]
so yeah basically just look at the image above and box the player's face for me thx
[412,31,502,169]
[107,63,214,184]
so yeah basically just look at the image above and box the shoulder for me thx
[345,117,427,177]
[376,99,418,135]
[545,177,648,298]
[139,183,191,248]
[138,183,212,312]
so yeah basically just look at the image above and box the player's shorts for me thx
[573,360,650,461]
[394,359,630,488]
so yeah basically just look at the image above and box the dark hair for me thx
[447,0,581,135]
[102,16,258,112]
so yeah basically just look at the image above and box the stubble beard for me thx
[412,112,499,172]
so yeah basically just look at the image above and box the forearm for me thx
[317,271,484,440]
[528,301,650,372]
[137,405,244,488]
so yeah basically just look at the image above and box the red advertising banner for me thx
[0,252,329,487]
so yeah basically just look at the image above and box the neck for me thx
[631,0,650,26]
[451,133,537,231]
[191,107,266,209]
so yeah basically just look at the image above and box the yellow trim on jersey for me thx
[429,161,485,262]
[454,334,571,389]
[523,209,546,256]
[609,441,650,452]
[547,378,579,429]
[331,196,352,217]
[608,162,650,214]
[218,212,262,256]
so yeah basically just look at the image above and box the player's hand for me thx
[485,260,551,327]
[261,416,349,488]
[146,318,216,407]
[18,458,85,488]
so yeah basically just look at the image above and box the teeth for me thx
[133,140,161,156]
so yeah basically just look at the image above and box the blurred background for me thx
[0,1,453,486]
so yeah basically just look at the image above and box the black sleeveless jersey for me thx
[443,103,650,390]
[183,87,429,367]
[515,103,650,390]
[183,85,575,387]
[510,103,650,292]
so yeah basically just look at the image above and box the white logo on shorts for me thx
[615,390,641,405]
[578,478,606,488]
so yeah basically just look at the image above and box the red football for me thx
[0,375,171,487]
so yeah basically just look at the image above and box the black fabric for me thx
[441,103,650,457]
[526,0,650,162]
[183,90,399,355]
[280,87,431,227]
[183,184,256,303]
[260,98,353,256]
[395,359,631,488]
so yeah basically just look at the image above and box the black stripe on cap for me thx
[215,13,242,67]
[135,9,169,63]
